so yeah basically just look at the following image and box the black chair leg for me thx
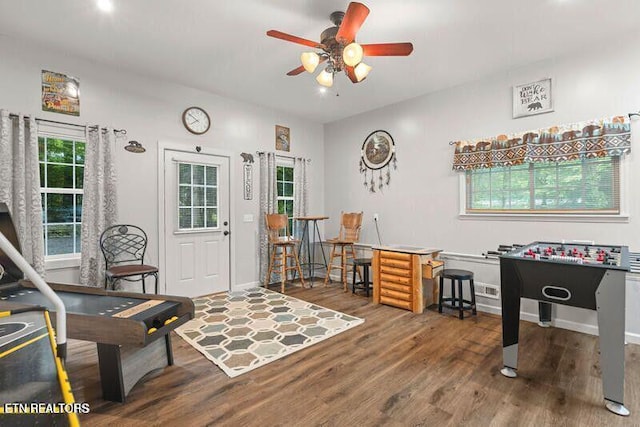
[470,278,477,315]
[154,273,158,294]
[458,279,464,319]
[352,264,357,294]
[142,277,146,294]
[438,276,444,313]
[450,279,455,308]
[364,265,370,297]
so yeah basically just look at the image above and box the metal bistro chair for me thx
[100,224,158,293]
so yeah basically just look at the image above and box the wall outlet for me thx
[373,213,379,221]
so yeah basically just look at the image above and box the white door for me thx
[163,150,230,297]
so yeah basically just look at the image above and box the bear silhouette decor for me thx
[527,102,544,111]
[240,152,254,163]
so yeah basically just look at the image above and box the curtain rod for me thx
[255,151,311,162]
[8,113,126,134]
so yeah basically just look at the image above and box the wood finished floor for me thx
[68,285,640,426]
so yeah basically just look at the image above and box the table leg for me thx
[596,270,629,416]
[538,301,552,327]
[314,220,330,284]
[293,220,310,282]
[500,262,521,378]
[305,220,312,284]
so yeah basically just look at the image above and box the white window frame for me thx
[458,156,629,223]
[276,158,295,232]
[38,124,86,269]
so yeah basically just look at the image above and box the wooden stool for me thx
[323,212,363,291]
[438,269,476,319]
[325,242,360,291]
[264,214,306,293]
[352,258,372,296]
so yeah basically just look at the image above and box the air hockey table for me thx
[0,281,194,403]
[499,241,630,416]
[0,204,194,403]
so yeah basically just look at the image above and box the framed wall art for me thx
[513,78,553,118]
[42,70,80,116]
[275,125,290,152]
[359,130,397,193]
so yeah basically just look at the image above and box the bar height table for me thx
[294,216,329,285]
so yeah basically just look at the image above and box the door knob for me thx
[224,230,230,236]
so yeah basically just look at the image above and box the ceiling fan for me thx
[267,2,413,87]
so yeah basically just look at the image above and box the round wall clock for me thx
[182,107,211,135]
[359,130,397,193]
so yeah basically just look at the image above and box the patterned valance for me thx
[452,115,631,171]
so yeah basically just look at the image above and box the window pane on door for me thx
[193,208,205,228]
[206,166,217,186]
[179,208,192,228]
[206,208,218,228]
[177,162,218,230]
[193,187,205,206]
[179,164,191,184]
[179,186,191,206]
[193,165,205,185]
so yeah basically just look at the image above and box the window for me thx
[276,165,294,231]
[39,136,85,257]
[178,163,219,230]
[465,157,619,214]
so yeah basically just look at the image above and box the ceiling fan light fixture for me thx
[300,52,320,73]
[316,68,334,87]
[354,62,372,82]
[343,42,364,67]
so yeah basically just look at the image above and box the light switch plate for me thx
[243,214,254,223]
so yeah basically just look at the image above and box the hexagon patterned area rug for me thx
[175,287,364,378]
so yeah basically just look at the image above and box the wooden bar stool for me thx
[323,212,363,291]
[264,213,306,293]
[438,269,477,319]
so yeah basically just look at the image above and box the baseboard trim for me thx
[475,303,640,345]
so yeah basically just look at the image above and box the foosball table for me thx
[499,241,630,416]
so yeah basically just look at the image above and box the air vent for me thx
[474,282,500,300]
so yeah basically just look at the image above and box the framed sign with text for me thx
[513,78,553,118]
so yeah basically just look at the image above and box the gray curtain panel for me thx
[293,157,308,257]
[79,126,119,286]
[0,110,45,274]
[258,152,277,283]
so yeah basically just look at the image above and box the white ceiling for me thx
[1,0,639,123]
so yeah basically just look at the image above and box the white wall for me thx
[0,36,324,289]
[324,32,640,338]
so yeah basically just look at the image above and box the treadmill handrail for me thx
[0,231,67,356]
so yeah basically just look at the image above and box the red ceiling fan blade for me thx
[267,30,325,49]
[336,2,370,44]
[286,57,327,76]
[362,43,414,56]
[287,65,306,76]
[344,66,363,83]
